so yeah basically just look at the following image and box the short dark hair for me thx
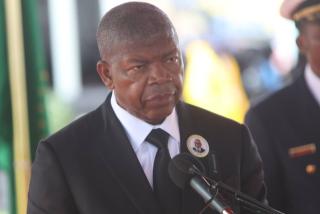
[96,2,177,58]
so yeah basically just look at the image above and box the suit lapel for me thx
[296,75,320,140]
[95,96,161,214]
[176,102,212,214]
[94,98,223,214]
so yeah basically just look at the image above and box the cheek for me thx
[118,81,146,108]
[174,72,184,92]
[308,45,320,67]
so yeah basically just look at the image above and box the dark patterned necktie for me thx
[146,128,181,214]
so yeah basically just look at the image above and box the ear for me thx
[296,34,307,54]
[97,60,114,90]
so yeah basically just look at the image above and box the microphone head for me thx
[168,152,206,189]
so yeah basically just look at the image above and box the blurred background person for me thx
[245,0,320,213]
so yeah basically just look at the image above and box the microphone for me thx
[168,153,234,214]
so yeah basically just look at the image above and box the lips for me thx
[143,82,179,107]
[146,90,175,100]
[144,90,176,107]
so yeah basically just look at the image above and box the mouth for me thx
[146,90,175,100]
[144,91,176,107]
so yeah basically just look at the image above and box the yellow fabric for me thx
[182,40,249,123]
[4,0,31,213]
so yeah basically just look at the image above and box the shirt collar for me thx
[110,92,180,152]
[305,64,320,106]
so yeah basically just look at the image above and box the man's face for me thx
[298,22,320,77]
[98,33,183,124]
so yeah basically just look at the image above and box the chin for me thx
[146,108,173,125]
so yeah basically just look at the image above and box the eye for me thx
[129,64,144,71]
[166,56,179,63]
[125,63,147,80]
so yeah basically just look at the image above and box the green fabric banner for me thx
[21,0,49,161]
[0,0,49,213]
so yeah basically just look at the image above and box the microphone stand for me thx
[204,176,285,214]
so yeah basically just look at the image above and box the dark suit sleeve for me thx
[240,125,267,204]
[27,141,78,214]
[245,110,285,211]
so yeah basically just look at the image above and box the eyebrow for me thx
[162,48,179,58]
[124,58,149,65]
[123,48,179,64]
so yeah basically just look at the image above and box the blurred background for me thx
[0,0,300,213]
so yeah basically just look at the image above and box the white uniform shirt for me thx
[305,64,320,107]
[110,93,180,187]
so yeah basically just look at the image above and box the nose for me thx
[149,62,172,83]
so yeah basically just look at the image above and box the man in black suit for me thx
[28,2,266,213]
[245,0,320,213]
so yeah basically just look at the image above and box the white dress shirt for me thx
[110,93,180,187]
[305,65,320,107]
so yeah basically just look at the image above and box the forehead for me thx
[302,21,320,34]
[108,32,179,61]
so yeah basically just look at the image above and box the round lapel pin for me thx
[187,134,209,158]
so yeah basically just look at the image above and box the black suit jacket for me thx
[28,95,266,214]
[245,73,320,214]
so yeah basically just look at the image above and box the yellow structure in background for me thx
[4,0,31,213]
[183,40,249,123]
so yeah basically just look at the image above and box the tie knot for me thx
[146,128,169,149]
